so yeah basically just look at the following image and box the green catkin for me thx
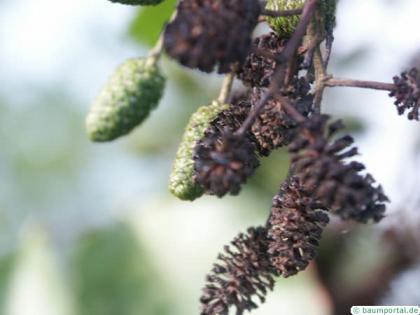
[266,0,337,38]
[169,101,230,201]
[86,57,165,142]
[108,0,164,5]
[265,0,305,38]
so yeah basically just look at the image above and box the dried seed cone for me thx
[390,68,420,120]
[200,226,278,315]
[268,177,329,277]
[86,57,165,142]
[251,80,313,156]
[108,0,164,5]
[194,131,260,197]
[169,101,230,201]
[163,0,261,73]
[237,33,288,88]
[289,114,389,223]
[265,0,305,38]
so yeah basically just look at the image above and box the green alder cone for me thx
[108,0,164,5]
[266,0,305,38]
[266,0,337,38]
[86,57,165,142]
[169,101,230,201]
[321,0,338,36]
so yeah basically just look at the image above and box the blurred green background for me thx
[1,0,420,314]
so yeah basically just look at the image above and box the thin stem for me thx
[218,72,235,104]
[148,35,164,61]
[148,10,177,61]
[237,91,273,135]
[313,48,327,113]
[261,8,303,18]
[278,95,306,123]
[324,78,395,91]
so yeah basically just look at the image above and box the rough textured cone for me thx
[169,101,230,201]
[265,0,305,38]
[108,0,164,5]
[86,57,165,142]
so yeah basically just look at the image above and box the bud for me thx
[108,0,164,5]
[265,0,305,38]
[169,101,230,201]
[86,57,165,142]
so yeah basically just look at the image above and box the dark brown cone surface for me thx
[200,226,278,315]
[268,177,329,277]
[163,0,261,73]
[251,78,314,156]
[194,130,259,197]
[237,33,291,87]
[289,114,389,223]
[389,68,420,120]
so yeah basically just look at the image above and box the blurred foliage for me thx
[71,222,172,315]
[0,253,15,313]
[128,0,177,47]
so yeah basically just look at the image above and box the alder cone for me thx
[268,177,329,277]
[390,67,420,120]
[251,80,314,156]
[200,226,278,315]
[265,0,305,38]
[169,101,229,201]
[237,33,288,88]
[194,131,259,197]
[289,114,389,223]
[163,0,261,73]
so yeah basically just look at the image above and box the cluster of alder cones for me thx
[85,0,420,314]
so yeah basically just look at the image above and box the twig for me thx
[278,95,306,123]
[313,48,327,113]
[261,8,303,18]
[148,34,164,61]
[237,90,273,135]
[218,71,235,104]
[324,78,395,91]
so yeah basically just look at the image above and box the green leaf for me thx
[128,0,177,47]
[72,222,171,315]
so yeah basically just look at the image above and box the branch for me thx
[261,8,303,18]
[218,71,235,104]
[324,78,395,91]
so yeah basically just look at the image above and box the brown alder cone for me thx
[200,226,278,315]
[289,114,389,222]
[268,176,329,277]
[163,0,261,73]
[390,67,420,120]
